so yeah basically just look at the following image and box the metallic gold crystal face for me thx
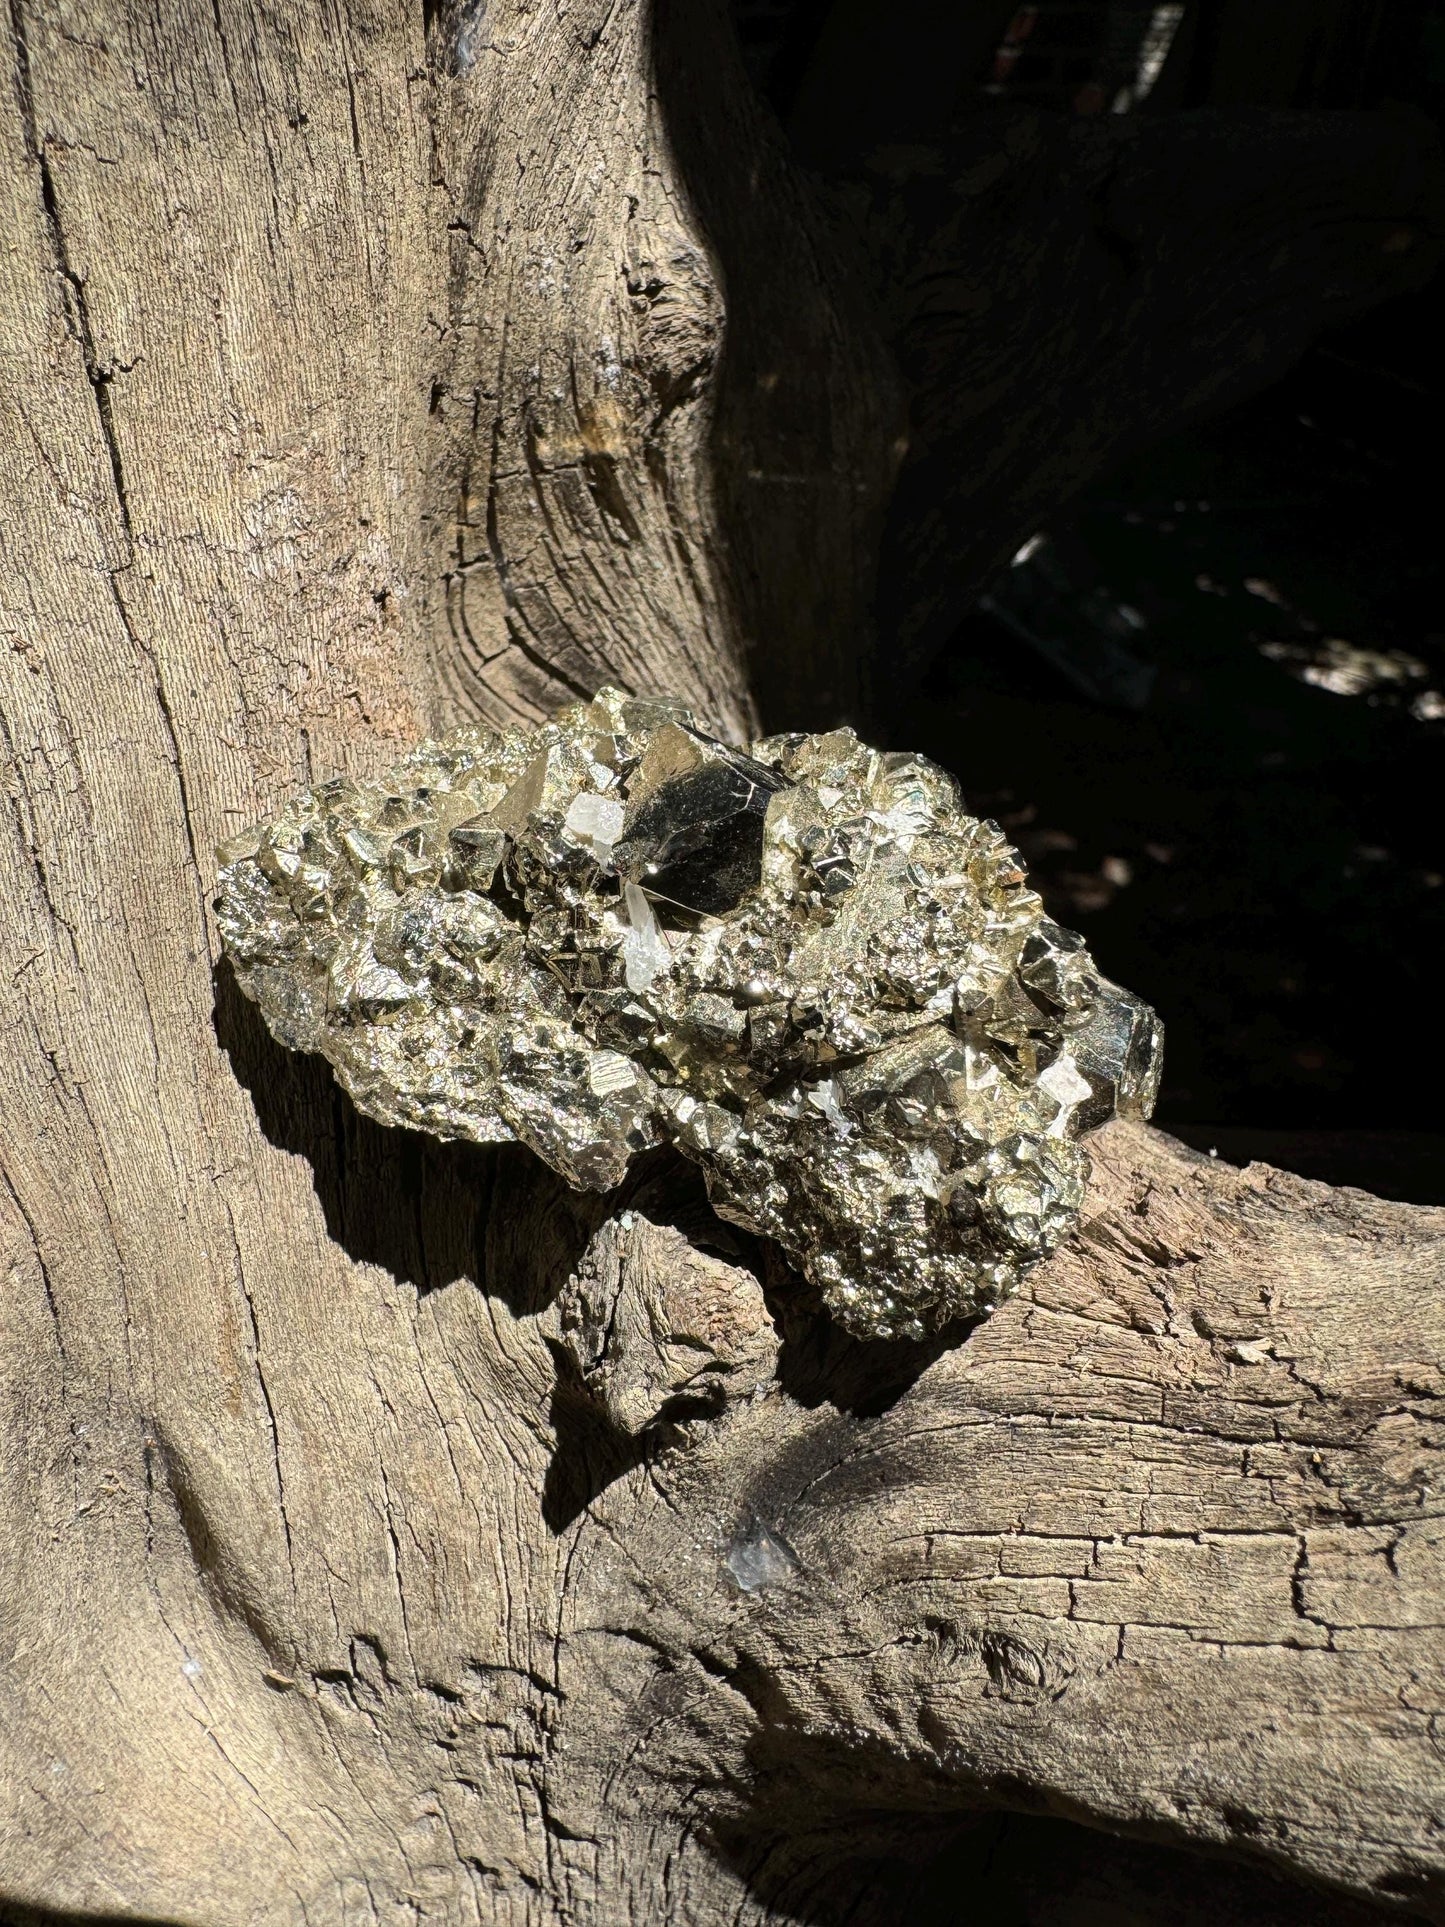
[215,689,1162,1340]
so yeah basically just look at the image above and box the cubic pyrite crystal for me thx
[216,690,1162,1339]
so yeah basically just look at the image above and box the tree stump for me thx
[2,0,1443,1918]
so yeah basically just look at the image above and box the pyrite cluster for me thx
[216,690,1161,1339]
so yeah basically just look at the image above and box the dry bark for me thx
[2,0,1444,1922]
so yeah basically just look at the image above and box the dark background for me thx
[736,0,1445,1211]
[727,7,1445,1918]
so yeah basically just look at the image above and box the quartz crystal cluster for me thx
[216,690,1162,1339]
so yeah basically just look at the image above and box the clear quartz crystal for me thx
[216,688,1162,1340]
[622,881,669,993]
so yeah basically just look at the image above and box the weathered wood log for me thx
[2,0,1443,1920]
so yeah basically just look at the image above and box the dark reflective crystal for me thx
[613,724,787,915]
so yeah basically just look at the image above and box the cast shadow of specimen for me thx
[213,955,965,1536]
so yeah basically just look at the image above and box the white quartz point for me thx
[1037,1052,1093,1134]
[806,1078,851,1134]
[564,790,626,862]
[622,881,669,992]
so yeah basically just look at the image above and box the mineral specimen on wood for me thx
[215,690,1162,1339]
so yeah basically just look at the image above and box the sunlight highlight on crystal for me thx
[216,690,1162,1339]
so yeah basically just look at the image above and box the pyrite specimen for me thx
[216,689,1162,1340]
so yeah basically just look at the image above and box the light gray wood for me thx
[2,1,1442,1920]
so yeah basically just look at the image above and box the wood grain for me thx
[2,2,1442,1920]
